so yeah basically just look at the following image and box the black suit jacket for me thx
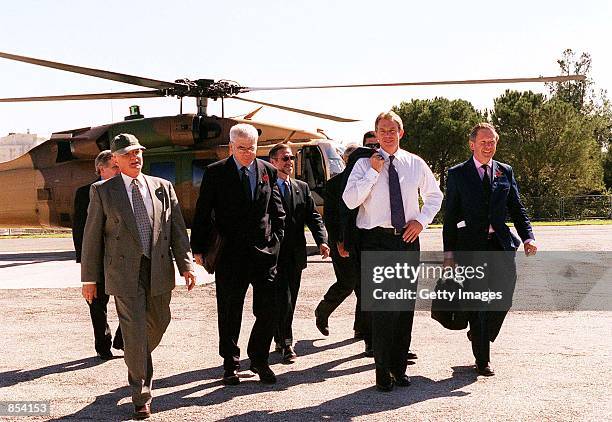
[323,172,343,244]
[278,178,327,270]
[443,158,534,252]
[72,181,97,263]
[190,157,285,276]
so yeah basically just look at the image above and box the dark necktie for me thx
[131,179,152,258]
[241,166,251,200]
[481,164,492,199]
[388,155,406,231]
[283,180,291,204]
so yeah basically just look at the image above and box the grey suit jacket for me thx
[81,173,194,297]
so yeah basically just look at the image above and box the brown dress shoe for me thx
[133,403,151,420]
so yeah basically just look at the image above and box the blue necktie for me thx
[388,155,405,230]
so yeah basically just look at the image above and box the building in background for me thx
[0,132,45,162]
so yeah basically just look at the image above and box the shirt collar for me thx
[233,156,256,174]
[276,176,290,188]
[378,147,405,160]
[473,156,493,169]
[121,172,146,190]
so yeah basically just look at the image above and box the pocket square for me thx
[457,221,466,228]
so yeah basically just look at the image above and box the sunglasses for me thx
[365,143,380,149]
[276,155,296,162]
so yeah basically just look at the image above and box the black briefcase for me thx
[431,278,469,330]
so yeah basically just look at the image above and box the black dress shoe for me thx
[282,345,297,364]
[467,330,473,341]
[476,363,495,377]
[132,403,151,420]
[375,367,393,392]
[364,343,374,358]
[406,350,418,360]
[249,364,277,384]
[354,331,363,339]
[315,308,329,336]
[392,373,411,387]
[222,369,240,385]
[97,351,113,361]
[112,338,123,351]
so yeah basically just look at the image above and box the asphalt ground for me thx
[0,226,610,420]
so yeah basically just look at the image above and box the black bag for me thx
[431,278,469,330]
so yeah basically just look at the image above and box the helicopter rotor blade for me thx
[242,75,586,92]
[231,96,359,122]
[0,51,179,90]
[0,90,165,102]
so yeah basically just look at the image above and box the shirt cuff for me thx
[82,281,97,285]
[524,238,534,245]
[365,167,380,181]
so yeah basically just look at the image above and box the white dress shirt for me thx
[342,148,443,229]
[120,172,154,226]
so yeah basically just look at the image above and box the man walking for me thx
[191,123,285,385]
[443,122,537,376]
[73,150,122,360]
[269,143,329,363]
[343,111,443,391]
[81,134,196,419]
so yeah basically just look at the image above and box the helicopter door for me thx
[297,145,326,208]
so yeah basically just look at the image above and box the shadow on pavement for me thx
[0,251,75,268]
[0,356,106,388]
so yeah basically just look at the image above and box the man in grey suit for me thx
[81,133,196,420]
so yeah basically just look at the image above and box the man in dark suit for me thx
[191,123,285,385]
[81,134,196,419]
[443,122,537,377]
[268,143,329,363]
[315,144,365,341]
[73,150,123,360]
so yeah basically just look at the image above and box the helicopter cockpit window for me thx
[196,120,222,143]
[149,162,176,185]
[300,146,326,195]
[192,159,216,188]
[56,140,75,163]
[321,143,345,177]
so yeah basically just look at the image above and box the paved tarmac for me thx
[0,226,610,420]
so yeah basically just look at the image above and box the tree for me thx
[393,97,482,189]
[491,90,604,199]
[546,49,596,113]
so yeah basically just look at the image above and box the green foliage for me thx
[492,91,605,198]
[392,97,482,188]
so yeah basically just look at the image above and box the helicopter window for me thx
[300,146,326,195]
[196,121,222,143]
[192,159,216,188]
[56,141,75,163]
[321,143,345,177]
[149,162,176,185]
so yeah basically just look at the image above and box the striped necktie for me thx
[131,179,152,258]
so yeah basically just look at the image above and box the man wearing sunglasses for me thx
[363,131,379,149]
[269,144,330,363]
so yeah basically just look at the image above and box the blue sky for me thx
[1,0,610,144]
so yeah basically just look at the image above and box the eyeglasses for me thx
[276,155,296,162]
[365,143,380,149]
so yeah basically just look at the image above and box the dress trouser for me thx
[215,262,276,371]
[317,244,369,336]
[114,257,171,407]
[274,260,303,346]
[87,280,122,354]
[360,229,419,376]
[468,236,516,366]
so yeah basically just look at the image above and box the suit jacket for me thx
[278,178,327,270]
[323,172,343,244]
[72,181,96,264]
[443,158,534,252]
[81,173,194,297]
[190,157,285,276]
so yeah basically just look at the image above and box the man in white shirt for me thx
[343,111,443,391]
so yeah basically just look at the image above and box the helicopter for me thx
[0,50,585,228]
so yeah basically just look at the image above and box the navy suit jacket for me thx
[443,158,534,252]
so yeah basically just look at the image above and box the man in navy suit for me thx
[443,122,537,376]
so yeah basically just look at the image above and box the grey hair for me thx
[94,150,114,176]
[469,122,499,142]
[229,123,259,143]
[342,144,359,163]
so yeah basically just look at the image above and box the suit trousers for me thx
[317,245,368,336]
[114,257,171,407]
[215,265,276,371]
[468,236,515,365]
[360,229,419,375]
[86,283,122,354]
[274,261,303,346]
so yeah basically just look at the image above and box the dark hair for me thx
[268,143,291,159]
[469,122,499,142]
[362,131,376,145]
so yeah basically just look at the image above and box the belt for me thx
[369,227,404,236]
